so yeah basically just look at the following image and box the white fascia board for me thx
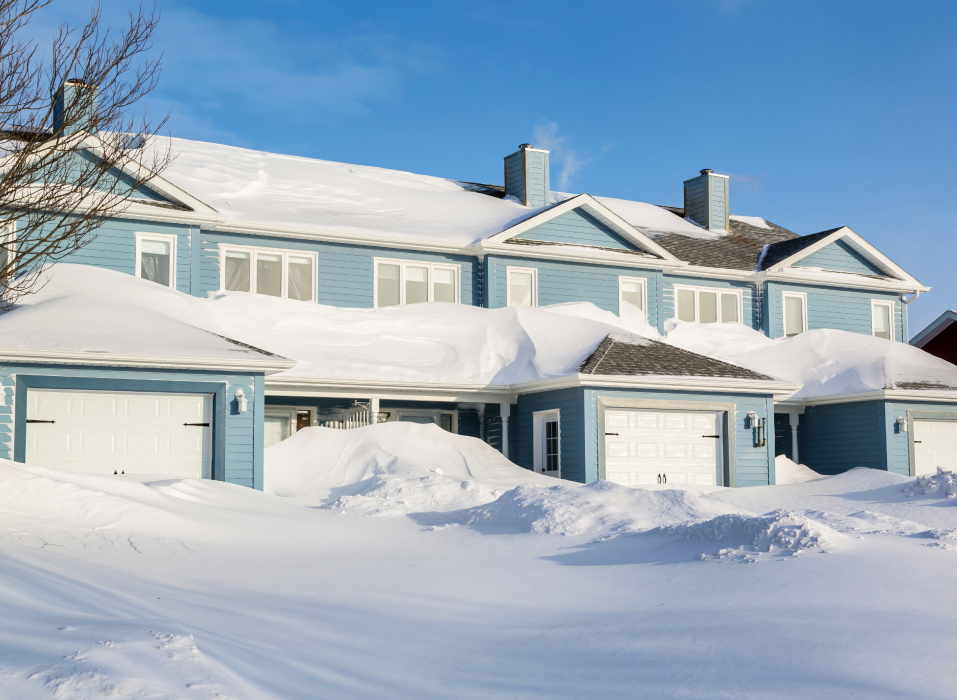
[484,194,681,261]
[0,348,296,374]
[513,374,801,399]
[909,309,957,348]
[778,389,957,407]
[266,375,517,403]
[765,268,930,293]
[474,241,685,271]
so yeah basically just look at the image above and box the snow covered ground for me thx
[2,424,956,699]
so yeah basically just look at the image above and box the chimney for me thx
[52,79,98,136]
[504,143,550,207]
[683,168,729,232]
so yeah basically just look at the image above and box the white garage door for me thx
[25,389,212,478]
[913,420,957,475]
[604,410,722,486]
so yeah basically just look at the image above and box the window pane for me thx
[509,271,534,307]
[545,420,559,472]
[433,267,456,303]
[439,414,453,432]
[721,293,739,323]
[288,255,313,301]
[264,415,292,448]
[225,251,250,292]
[785,296,804,337]
[621,280,643,311]
[699,291,718,324]
[399,414,436,424]
[676,289,696,322]
[140,239,170,287]
[257,253,282,297]
[873,304,891,340]
[377,263,401,307]
[405,265,429,304]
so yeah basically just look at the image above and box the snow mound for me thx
[448,480,741,536]
[656,510,837,561]
[265,422,553,509]
[775,455,823,485]
[904,468,957,499]
[664,320,777,358]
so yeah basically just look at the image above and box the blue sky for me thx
[39,0,957,334]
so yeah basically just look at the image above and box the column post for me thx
[370,396,380,423]
[789,412,800,464]
[500,401,511,459]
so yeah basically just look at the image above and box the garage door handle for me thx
[702,434,720,438]
[26,419,55,424]
[605,432,619,436]
[184,422,210,427]
[913,440,921,443]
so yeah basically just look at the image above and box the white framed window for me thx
[872,300,894,341]
[374,258,461,308]
[618,276,647,320]
[673,285,742,324]
[136,232,177,288]
[533,409,561,477]
[220,245,317,301]
[392,409,457,433]
[507,266,538,308]
[782,291,808,337]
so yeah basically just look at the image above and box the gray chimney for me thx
[504,144,550,207]
[683,168,729,232]
[52,79,98,136]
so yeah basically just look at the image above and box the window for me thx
[221,245,317,301]
[619,276,647,320]
[783,292,807,337]
[374,259,461,307]
[673,285,742,324]
[393,409,457,432]
[872,301,894,340]
[533,410,561,477]
[507,266,538,308]
[136,232,177,288]
[264,407,315,448]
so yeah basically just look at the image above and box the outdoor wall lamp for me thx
[896,416,907,434]
[235,388,248,413]
[747,411,767,448]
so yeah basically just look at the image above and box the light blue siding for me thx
[767,281,904,341]
[486,254,658,320]
[798,401,885,475]
[504,148,549,207]
[794,239,885,276]
[683,172,728,231]
[661,274,760,330]
[513,208,638,250]
[55,217,194,294]
[0,365,263,489]
[513,388,583,482]
[200,232,480,307]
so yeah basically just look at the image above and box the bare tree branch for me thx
[0,0,171,304]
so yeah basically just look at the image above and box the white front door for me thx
[25,389,212,478]
[913,420,957,475]
[603,409,722,486]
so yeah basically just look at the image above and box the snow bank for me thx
[904,468,957,499]
[775,455,823,485]
[447,480,740,536]
[264,422,554,510]
[656,510,837,561]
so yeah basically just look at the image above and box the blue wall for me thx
[794,239,885,276]
[513,388,583,482]
[514,208,637,250]
[0,365,263,489]
[766,281,904,341]
[798,401,885,475]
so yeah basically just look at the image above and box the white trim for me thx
[778,389,957,407]
[533,409,561,477]
[391,408,458,433]
[135,231,177,288]
[372,257,461,307]
[671,283,743,324]
[219,243,318,301]
[484,194,680,261]
[911,310,957,348]
[871,299,895,341]
[781,290,808,337]
[0,220,16,271]
[0,347,295,373]
[506,266,538,308]
[618,276,648,321]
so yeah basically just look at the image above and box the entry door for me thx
[604,410,722,486]
[913,420,957,475]
[25,389,212,478]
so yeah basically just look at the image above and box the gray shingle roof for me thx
[758,227,843,271]
[579,332,774,380]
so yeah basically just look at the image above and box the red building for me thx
[911,310,957,365]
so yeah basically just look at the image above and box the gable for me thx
[74,149,176,204]
[792,238,885,276]
[513,207,640,251]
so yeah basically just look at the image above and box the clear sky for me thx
[38,0,957,335]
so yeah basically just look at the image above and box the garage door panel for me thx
[26,390,211,478]
[913,420,957,475]
[604,409,722,487]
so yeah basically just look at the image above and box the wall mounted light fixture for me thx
[235,388,248,413]
[896,416,907,434]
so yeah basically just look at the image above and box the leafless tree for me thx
[0,0,170,303]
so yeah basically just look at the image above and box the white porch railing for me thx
[317,409,373,429]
